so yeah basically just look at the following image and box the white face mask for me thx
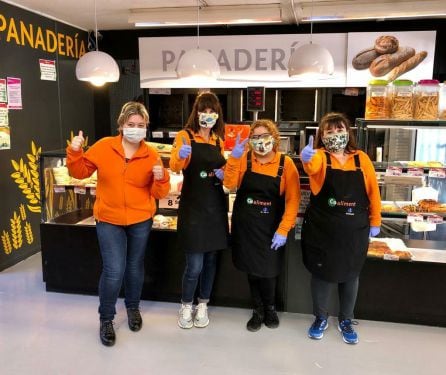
[123,128,146,144]
[250,135,275,156]
[198,112,218,128]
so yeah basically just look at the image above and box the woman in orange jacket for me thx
[300,112,381,345]
[67,101,170,347]
[224,119,300,332]
[170,92,228,329]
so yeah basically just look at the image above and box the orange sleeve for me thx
[66,145,97,179]
[169,130,191,172]
[222,152,247,190]
[150,149,171,200]
[301,149,326,195]
[359,152,382,227]
[277,156,300,236]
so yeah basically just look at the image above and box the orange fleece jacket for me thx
[169,129,225,172]
[66,135,170,226]
[301,149,381,227]
[224,151,301,236]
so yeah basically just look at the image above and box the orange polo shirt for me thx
[224,151,301,236]
[169,129,225,172]
[301,149,381,227]
[66,135,170,226]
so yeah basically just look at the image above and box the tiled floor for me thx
[1,253,445,375]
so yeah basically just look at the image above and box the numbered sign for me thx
[159,194,180,209]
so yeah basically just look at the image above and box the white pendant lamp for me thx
[76,0,119,87]
[288,0,334,79]
[176,0,220,80]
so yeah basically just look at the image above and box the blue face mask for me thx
[198,112,219,128]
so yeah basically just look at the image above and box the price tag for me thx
[407,167,424,176]
[53,185,66,193]
[426,214,443,224]
[158,194,180,209]
[383,253,400,261]
[168,131,178,138]
[151,131,163,138]
[385,166,402,176]
[406,213,423,223]
[428,168,446,178]
[89,187,96,196]
[74,186,86,194]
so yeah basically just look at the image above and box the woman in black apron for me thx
[169,92,228,329]
[224,119,300,332]
[300,112,381,344]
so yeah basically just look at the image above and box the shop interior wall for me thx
[0,2,94,271]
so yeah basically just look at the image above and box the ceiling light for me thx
[130,4,282,27]
[176,1,220,82]
[288,0,334,79]
[75,0,119,87]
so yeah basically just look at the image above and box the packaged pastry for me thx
[390,80,414,119]
[414,79,439,120]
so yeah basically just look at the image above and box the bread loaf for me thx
[369,47,415,77]
[375,36,399,54]
[352,47,380,70]
[387,51,428,82]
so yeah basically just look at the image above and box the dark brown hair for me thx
[184,92,225,138]
[249,119,281,152]
[315,112,357,154]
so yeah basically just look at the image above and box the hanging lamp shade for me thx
[76,51,120,87]
[176,48,220,80]
[288,43,334,79]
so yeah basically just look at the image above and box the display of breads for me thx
[52,167,97,186]
[401,199,446,213]
[368,239,412,260]
[152,215,177,230]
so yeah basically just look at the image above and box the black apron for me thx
[232,152,286,278]
[302,152,370,283]
[177,130,228,253]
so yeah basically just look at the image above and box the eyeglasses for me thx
[250,133,272,141]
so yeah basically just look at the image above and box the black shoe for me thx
[264,305,279,329]
[246,308,264,332]
[127,308,143,332]
[100,320,115,346]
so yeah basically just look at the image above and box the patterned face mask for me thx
[250,135,275,156]
[322,132,349,153]
[198,112,219,128]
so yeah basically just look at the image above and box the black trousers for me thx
[247,274,276,308]
[311,275,359,321]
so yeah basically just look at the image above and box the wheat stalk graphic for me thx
[24,222,33,244]
[1,230,12,254]
[10,211,23,250]
[19,204,27,220]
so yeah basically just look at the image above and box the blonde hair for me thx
[117,101,149,131]
[249,119,281,151]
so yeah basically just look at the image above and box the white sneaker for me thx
[178,304,193,329]
[194,302,209,328]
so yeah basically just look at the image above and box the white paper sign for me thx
[39,59,57,81]
[158,194,180,209]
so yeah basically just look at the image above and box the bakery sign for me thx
[139,31,435,88]
[346,31,436,86]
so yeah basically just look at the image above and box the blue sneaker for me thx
[338,319,359,344]
[308,317,328,339]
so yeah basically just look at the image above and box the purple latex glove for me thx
[214,168,224,181]
[231,133,249,159]
[271,233,287,250]
[179,136,192,159]
[300,135,316,163]
[369,226,380,237]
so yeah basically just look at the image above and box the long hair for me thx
[184,92,225,138]
[249,119,281,152]
[116,101,149,133]
[314,112,357,154]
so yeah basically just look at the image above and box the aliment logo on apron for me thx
[246,197,254,204]
[328,198,337,207]
[199,171,208,178]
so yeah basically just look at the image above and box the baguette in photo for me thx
[387,51,428,82]
[352,47,380,70]
[369,47,415,77]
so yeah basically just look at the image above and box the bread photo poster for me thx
[346,31,436,86]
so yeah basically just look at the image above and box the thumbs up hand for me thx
[71,130,85,152]
[300,135,316,163]
[153,158,164,181]
[231,133,249,159]
[178,136,192,160]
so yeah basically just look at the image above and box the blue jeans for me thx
[182,251,218,304]
[96,219,152,321]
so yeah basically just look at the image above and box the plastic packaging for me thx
[390,79,414,119]
[365,79,389,119]
[414,79,439,120]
